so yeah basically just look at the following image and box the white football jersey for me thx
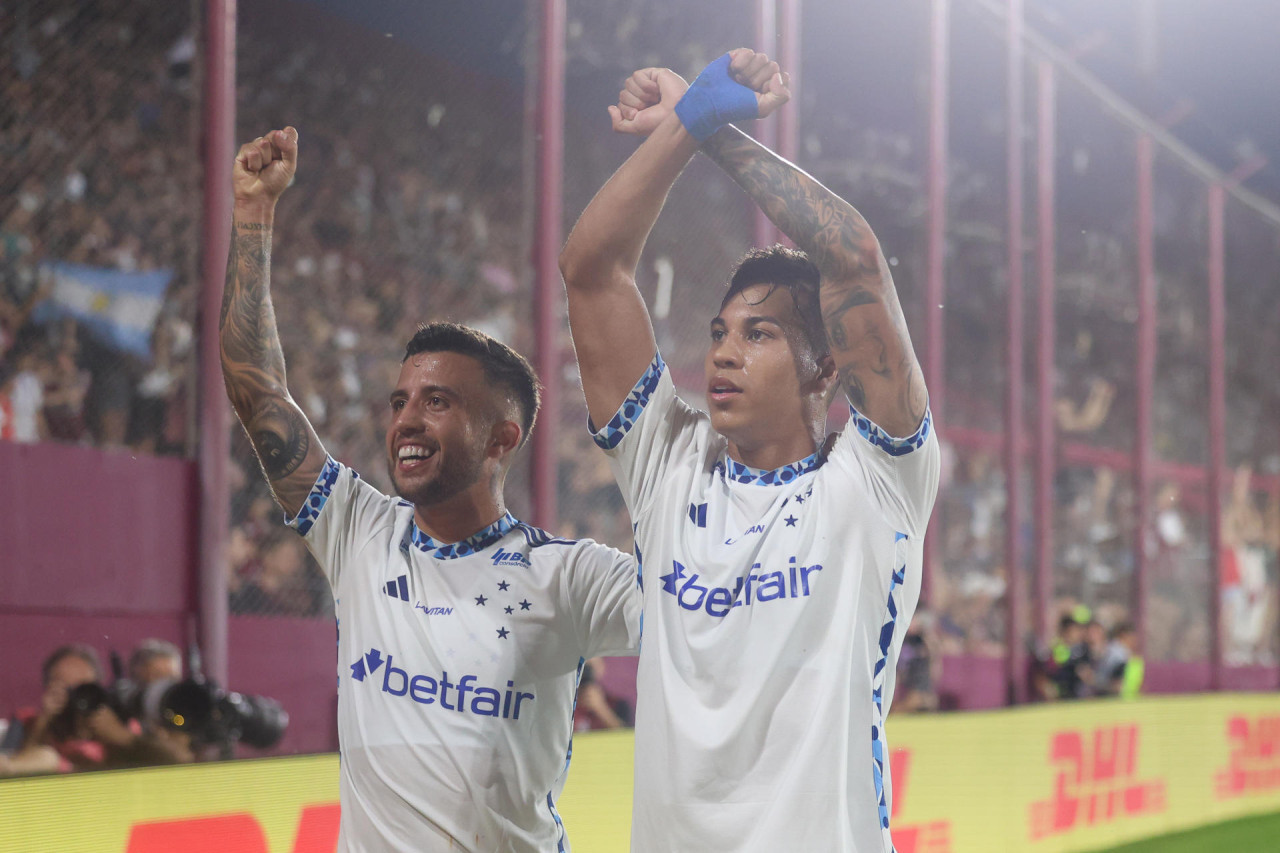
[288,457,641,852]
[593,354,939,852]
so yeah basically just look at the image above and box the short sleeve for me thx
[560,541,642,658]
[827,405,940,537]
[589,352,708,522]
[284,456,398,588]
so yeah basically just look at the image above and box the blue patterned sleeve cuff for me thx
[285,455,342,536]
[590,353,666,450]
[847,405,933,457]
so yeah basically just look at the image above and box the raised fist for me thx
[726,48,790,119]
[233,127,298,207]
[609,68,688,136]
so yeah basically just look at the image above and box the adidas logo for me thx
[383,575,409,601]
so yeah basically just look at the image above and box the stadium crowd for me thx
[2,0,1277,708]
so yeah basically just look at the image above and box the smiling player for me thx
[560,50,939,850]
[222,127,640,852]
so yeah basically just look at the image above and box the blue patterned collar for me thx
[717,452,824,486]
[411,512,518,558]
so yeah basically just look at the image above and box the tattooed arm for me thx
[560,57,789,428]
[221,127,327,517]
[702,127,928,438]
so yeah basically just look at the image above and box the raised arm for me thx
[221,128,327,516]
[558,69,695,429]
[700,84,927,437]
[560,56,789,428]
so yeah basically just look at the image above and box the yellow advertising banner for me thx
[0,754,340,853]
[559,694,1280,852]
[4,695,1280,852]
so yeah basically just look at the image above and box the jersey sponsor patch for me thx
[349,647,536,720]
[659,557,823,618]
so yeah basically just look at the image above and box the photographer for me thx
[2,642,254,777]
[4,644,108,774]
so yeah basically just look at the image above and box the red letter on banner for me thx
[127,814,268,853]
[292,803,341,853]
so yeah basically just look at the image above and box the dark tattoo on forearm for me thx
[703,127,929,431]
[838,365,868,411]
[823,288,878,352]
[703,129,879,281]
[220,219,315,495]
[251,397,311,480]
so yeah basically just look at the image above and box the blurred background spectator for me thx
[2,0,1278,728]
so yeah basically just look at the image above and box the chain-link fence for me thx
[4,0,1278,686]
[0,0,199,453]
[226,1,535,617]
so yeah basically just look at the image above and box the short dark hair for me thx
[402,322,541,444]
[42,643,102,686]
[721,245,827,356]
[1110,622,1136,641]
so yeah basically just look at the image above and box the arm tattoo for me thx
[703,127,928,430]
[220,221,311,484]
[251,397,311,480]
[702,128,880,282]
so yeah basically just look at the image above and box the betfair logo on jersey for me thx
[659,557,822,617]
[349,647,535,720]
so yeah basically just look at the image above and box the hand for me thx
[727,48,791,119]
[84,706,134,747]
[609,68,688,136]
[40,683,69,718]
[233,127,298,209]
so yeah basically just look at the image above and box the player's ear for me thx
[806,352,838,399]
[489,419,523,460]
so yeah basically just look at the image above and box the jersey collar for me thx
[411,512,519,558]
[717,452,824,486]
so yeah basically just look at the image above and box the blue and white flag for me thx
[35,262,171,358]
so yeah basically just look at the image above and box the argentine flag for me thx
[35,262,171,358]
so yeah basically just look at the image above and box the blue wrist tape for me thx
[674,53,760,142]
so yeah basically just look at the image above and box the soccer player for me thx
[222,128,641,852]
[559,50,939,850]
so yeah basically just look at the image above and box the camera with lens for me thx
[48,681,128,741]
[52,646,288,759]
[153,677,289,753]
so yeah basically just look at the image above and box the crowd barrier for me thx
[5,695,1280,851]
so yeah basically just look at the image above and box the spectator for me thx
[1044,614,1092,700]
[5,644,105,774]
[128,639,183,689]
[1,344,47,442]
[893,610,941,713]
[41,337,91,442]
[1095,622,1144,699]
